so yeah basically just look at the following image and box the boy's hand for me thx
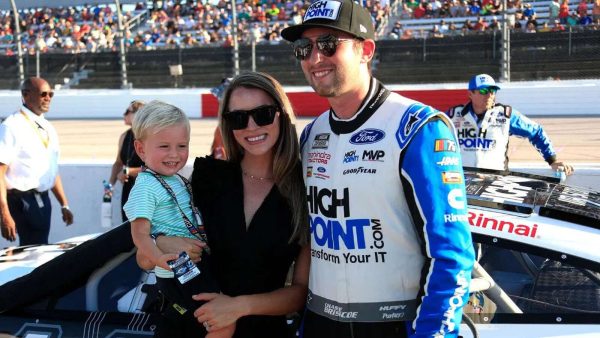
[156,253,180,271]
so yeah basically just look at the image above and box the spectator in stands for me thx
[430,24,445,37]
[390,21,404,39]
[399,3,414,19]
[439,19,450,33]
[489,16,500,30]
[593,0,600,23]
[401,27,415,39]
[527,13,540,28]
[446,74,574,174]
[559,0,571,23]
[109,100,145,222]
[549,0,561,20]
[463,18,476,30]
[447,21,460,35]
[514,11,527,30]
[552,18,567,30]
[452,0,470,17]
[523,3,536,19]
[439,0,451,17]
[567,11,581,25]
[430,0,443,17]
[579,11,594,23]
[469,0,482,15]
[538,21,552,31]
[481,0,496,15]
[414,2,428,18]
[474,16,489,31]
[525,21,537,32]
[0,77,74,245]
[577,0,590,16]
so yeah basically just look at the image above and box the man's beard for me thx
[305,70,343,98]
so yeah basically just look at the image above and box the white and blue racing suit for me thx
[300,79,475,338]
[446,102,557,171]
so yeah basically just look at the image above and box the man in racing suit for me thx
[281,1,475,337]
[446,74,574,175]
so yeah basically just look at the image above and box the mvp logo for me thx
[362,150,385,161]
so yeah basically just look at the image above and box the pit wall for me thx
[1,79,599,119]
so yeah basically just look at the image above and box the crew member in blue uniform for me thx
[446,74,574,175]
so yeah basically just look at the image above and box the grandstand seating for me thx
[1,1,599,89]
[381,0,596,38]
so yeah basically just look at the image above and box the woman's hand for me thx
[155,236,206,263]
[193,293,247,331]
[117,171,128,183]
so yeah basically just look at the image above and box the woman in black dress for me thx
[109,100,145,221]
[152,72,310,337]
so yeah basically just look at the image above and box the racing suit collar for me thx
[329,78,390,135]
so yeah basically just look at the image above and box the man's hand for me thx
[61,207,74,225]
[1,212,17,242]
[551,161,574,176]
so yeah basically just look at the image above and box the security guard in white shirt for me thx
[0,77,74,245]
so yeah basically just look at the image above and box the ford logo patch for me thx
[317,167,326,173]
[349,129,386,145]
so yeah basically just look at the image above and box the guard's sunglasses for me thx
[478,87,498,95]
[40,91,54,98]
[223,105,279,130]
[292,34,356,61]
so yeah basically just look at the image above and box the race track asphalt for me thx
[54,117,600,164]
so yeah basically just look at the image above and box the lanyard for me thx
[144,168,211,254]
[20,110,49,148]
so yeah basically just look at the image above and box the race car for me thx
[0,224,159,337]
[0,168,598,338]
[460,167,600,338]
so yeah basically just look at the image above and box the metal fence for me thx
[0,27,598,90]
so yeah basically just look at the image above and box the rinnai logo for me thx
[468,211,538,238]
[304,1,342,21]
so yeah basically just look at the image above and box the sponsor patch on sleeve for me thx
[434,139,457,152]
[442,171,463,184]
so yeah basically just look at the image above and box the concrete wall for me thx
[0,163,598,249]
[1,79,599,119]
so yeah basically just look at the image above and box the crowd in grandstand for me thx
[0,0,599,54]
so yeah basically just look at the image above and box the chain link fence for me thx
[0,27,598,89]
